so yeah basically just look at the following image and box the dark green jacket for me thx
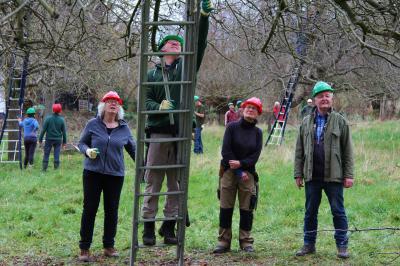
[294,109,354,183]
[145,14,209,129]
[39,113,67,144]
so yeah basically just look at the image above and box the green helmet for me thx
[158,35,184,51]
[194,95,200,101]
[26,107,36,114]
[312,81,334,97]
[236,100,242,108]
[228,102,234,107]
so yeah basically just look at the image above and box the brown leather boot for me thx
[337,247,350,259]
[78,249,91,262]
[104,247,119,257]
[295,244,316,256]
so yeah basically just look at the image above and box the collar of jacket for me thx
[240,117,257,128]
[156,57,181,70]
[96,116,127,127]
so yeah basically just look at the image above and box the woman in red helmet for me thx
[39,103,67,170]
[77,91,136,262]
[214,97,263,254]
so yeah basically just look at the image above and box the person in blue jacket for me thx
[77,91,136,262]
[18,107,39,168]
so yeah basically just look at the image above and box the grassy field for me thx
[0,120,399,265]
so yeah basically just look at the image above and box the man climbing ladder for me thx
[131,0,214,265]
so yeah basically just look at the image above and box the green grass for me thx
[0,120,399,265]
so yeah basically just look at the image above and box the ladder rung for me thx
[0,150,20,152]
[0,161,19,163]
[9,98,19,101]
[13,77,22,80]
[143,51,195,56]
[140,109,190,115]
[0,139,19,142]
[8,109,20,111]
[145,21,195,26]
[139,164,186,170]
[139,216,183,223]
[142,137,189,143]
[7,119,19,121]
[137,191,185,197]
[142,81,192,86]
[4,129,20,132]
[135,243,176,249]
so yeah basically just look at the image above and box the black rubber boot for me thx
[42,161,48,171]
[158,220,177,245]
[142,222,156,246]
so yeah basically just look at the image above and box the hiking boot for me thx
[295,244,316,256]
[242,245,255,253]
[159,220,178,245]
[337,247,350,259]
[104,247,119,257]
[213,245,230,254]
[142,222,156,246]
[78,249,91,262]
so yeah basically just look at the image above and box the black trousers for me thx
[24,137,37,167]
[79,169,124,250]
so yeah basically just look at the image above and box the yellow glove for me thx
[159,100,174,110]
[86,148,99,159]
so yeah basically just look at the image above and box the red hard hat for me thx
[101,91,123,105]
[52,103,62,113]
[242,97,263,114]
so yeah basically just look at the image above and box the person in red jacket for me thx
[224,103,238,126]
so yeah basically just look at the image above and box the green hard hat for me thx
[194,95,200,101]
[228,102,234,107]
[236,100,242,107]
[312,81,334,97]
[158,35,184,51]
[26,107,36,114]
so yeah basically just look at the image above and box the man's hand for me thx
[62,144,67,150]
[201,0,214,16]
[159,100,175,110]
[343,177,354,188]
[241,171,249,182]
[295,177,304,189]
[86,148,99,159]
[229,160,241,169]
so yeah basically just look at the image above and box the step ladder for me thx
[0,51,29,168]
[130,1,199,265]
[266,63,302,145]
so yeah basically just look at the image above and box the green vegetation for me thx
[0,121,399,265]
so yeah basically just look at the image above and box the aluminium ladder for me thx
[0,52,29,168]
[130,1,199,265]
[266,63,302,145]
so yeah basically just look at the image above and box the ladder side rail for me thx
[130,0,151,264]
[176,1,200,263]
[0,54,16,146]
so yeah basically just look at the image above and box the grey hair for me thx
[97,102,124,121]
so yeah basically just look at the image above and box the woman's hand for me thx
[241,171,249,182]
[229,160,241,169]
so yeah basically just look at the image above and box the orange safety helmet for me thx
[101,91,123,105]
[52,103,62,113]
[242,97,263,114]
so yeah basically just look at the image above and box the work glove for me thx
[201,0,214,16]
[159,100,175,110]
[86,148,99,159]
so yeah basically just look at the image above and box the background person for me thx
[77,91,136,262]
[18,107,39,168]
[224,102,238,127]
[294,81,354,259]
[214,97,263,254]
[194,95,205,154]
[141,0,214,246]
[300,98,314,119]
[39,103,67,171]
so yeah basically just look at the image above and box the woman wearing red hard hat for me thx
[77,91,136,262]
[39,103,67,171]
[214,97,263,254]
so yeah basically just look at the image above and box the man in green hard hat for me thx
[142,0,214,246]
[294,81,354,259]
